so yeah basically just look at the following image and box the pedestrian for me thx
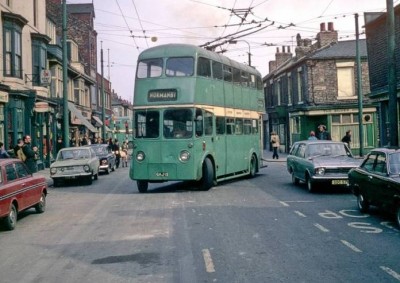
[270,131,280,159]
[113,139,121,168]
[341,130,352,148]
[22,135,38,173]
[14,138,24,158]
[308,131,317,140]
[316,124,331,140]
[0,142,10,158]
[120,141,128,167]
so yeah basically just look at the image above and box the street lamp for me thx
[229,40,252,66]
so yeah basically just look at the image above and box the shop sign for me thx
[34,102,50,112]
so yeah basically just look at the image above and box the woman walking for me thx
[270,131,280,160]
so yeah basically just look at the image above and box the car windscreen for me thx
[307,143,347,157]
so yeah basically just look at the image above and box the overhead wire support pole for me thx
[62,0,69,148]
[101,42,106,141]
[355,13,363,157]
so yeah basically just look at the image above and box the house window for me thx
[3,17,24,78]
[32,38,47,86]
[74,78,84,105]
[336,62,355,98]
[50,66,62,98]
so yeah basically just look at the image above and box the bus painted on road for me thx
[130,44,265,193]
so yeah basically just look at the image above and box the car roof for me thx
[369,147,400,154]
[0,158,22,165]
[292,140,344,145]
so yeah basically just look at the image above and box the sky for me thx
[67,0,394,102]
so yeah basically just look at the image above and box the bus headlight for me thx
[316,168,325,175]
[136,151,145,161]
[179,150,190,162]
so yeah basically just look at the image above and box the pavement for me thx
[34,150,287,187]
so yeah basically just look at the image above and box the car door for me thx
[4,163,28,211]
[15,162,39,207]
[356,153,377,203]
[294,143,307,181]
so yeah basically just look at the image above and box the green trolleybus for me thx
[130,44,265,193]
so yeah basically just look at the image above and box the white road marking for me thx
[294,210,306,217]
[279,201,289,207]
[380,266,400,281]
[202,249,215,273]
[314,223,329,232]
[340,240,362,253]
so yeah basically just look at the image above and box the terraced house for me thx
[264,22,378,154]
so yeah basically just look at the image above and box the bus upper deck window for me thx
[197,57,211,77]
[166,57,194,77]
[137,58,163,78]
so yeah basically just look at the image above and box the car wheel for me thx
[306,175,315,193]
[291,171,299,185]
[4,203,17,231]
[396,206,400,228]
[357,193,369,213]
[200,158,214,191]
[137,180,148,193]
[112,163,116,172]
[94,171,98,180]
[35,193,46,213]
[248,154,257,178]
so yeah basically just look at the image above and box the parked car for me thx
[0,159,47,230]
[287,140,361,192]
[348,148,400,227]
[89,144,116,174]
[50,146,100,187]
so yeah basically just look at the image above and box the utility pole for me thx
[62,0,69,148]
[355,13,363,157]
[101,42,106,141]
[387,0,398,146]
[229,40,252,66]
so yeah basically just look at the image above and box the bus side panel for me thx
[226,135,247,173]
[233,84,242,109]
[213,135,227,178]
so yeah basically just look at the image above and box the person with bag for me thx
[22,135,38,173]
[270,131,280,160]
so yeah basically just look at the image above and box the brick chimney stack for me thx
[316,22,338,48]
[275,46,292,68]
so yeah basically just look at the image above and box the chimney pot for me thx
[328,22,334,31]
[288,46,291,53]
[320,22,326,31]
[276,47,279,53]
[282,46,286,53]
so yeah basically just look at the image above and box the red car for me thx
[0,159,47,230]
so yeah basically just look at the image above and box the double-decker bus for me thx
[130,44,265,193]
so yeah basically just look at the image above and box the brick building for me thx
[264,22,377,154]
[364,5,400,146]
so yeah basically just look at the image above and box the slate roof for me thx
[310,39,367,59]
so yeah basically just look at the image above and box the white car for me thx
[50,146,100,187]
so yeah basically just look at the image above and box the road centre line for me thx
[340,240,362,253]
[314,223,329,232]
[202,249,215,273]
[279,201,289,207]
[294,210,306,217]
[380,266,400,281]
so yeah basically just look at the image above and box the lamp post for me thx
[62,0,69,148]
[229,40,252,66]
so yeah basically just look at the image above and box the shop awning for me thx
[92,115,103,127]
[68,102,98,133]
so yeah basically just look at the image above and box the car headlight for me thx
[83,165,90,172]
[101,159,108,165]
[179,150,190,162]
[136,151,145,162]
[316,168,325,175]
[50,168,57,174]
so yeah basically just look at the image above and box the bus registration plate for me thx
[331,180,348,185]
[156,172,168,177]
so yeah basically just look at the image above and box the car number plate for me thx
[331,180,348,185]
[156,172,168,177]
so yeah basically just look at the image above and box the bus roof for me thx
[137,43,261,76]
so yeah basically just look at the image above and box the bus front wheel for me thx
[200,158,214,191]
[137,181,148,193]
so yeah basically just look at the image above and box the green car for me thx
[349,148,400,228]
